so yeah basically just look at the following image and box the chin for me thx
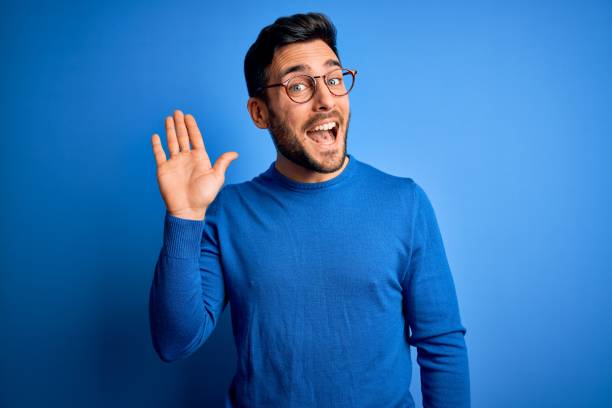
[270,115,349,174]
[308,143,347,173]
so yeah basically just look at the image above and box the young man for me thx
[149,12,470,408]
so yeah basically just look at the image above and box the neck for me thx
[274,154,349,183]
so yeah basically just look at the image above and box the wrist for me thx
[167,208,206,221]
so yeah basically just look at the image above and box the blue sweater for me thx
[149,154,470,407]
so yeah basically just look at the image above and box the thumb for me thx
[213,151,239,176]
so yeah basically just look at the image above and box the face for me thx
[258,39,351,174]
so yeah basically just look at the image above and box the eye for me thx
[327,77,342,86]
[290,83,307,92]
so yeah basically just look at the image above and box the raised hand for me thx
[151,110,238,220]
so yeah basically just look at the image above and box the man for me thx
[149,12,470,407]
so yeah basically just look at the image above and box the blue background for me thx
[2,1,611,407]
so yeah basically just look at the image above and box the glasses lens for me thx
[286,75,315,103]
[326,69,355,96]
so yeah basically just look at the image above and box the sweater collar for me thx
[263,153,357,192]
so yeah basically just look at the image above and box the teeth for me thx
[310,122,336,132]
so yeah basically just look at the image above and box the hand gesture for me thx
[151,110,238,220]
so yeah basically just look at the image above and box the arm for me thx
[403,182,470,407]
[148,109,237,362]
[148,202,227,362]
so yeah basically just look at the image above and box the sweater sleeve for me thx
[148,194,228,363]
[402,182,471,407]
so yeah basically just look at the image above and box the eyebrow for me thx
[279,59,341,80]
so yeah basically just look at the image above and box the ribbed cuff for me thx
[162,211,205,259]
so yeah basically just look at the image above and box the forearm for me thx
[148,213,210,362]
[413,329,470,408]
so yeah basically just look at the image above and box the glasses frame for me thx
[257,67,358,104]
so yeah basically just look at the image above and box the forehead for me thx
[269,39,339,80]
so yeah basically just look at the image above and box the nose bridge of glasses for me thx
[312,73,335,98]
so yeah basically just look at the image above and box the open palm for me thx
[151,110,238,220]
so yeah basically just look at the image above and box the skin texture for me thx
[247,39,351,183]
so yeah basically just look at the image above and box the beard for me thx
[266,106,350,174]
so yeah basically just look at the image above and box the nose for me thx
[311,78,335,111]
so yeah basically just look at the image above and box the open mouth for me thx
[305,121,339,146]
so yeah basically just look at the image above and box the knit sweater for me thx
[149,154,470,407]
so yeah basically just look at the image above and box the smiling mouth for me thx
[305,121,339,146]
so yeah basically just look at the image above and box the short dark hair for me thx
[244,12,340,100]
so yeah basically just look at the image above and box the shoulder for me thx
[208,181,246,207]
[353,157,423,200]
[352,158,439,218]
[206,176,262,213]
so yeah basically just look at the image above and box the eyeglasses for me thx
[257,67,357,104]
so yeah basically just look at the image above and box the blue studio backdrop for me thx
[1,1,611,407]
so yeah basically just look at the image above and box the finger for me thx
[165,116,180,156]
[185,114,211,167]
[184,114,205,150]
[173,109,190,152]
[213,151,239,177]
[151,134,167,165]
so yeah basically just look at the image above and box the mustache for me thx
[302,111,343,132]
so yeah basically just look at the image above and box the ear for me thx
[247,97,270,129]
